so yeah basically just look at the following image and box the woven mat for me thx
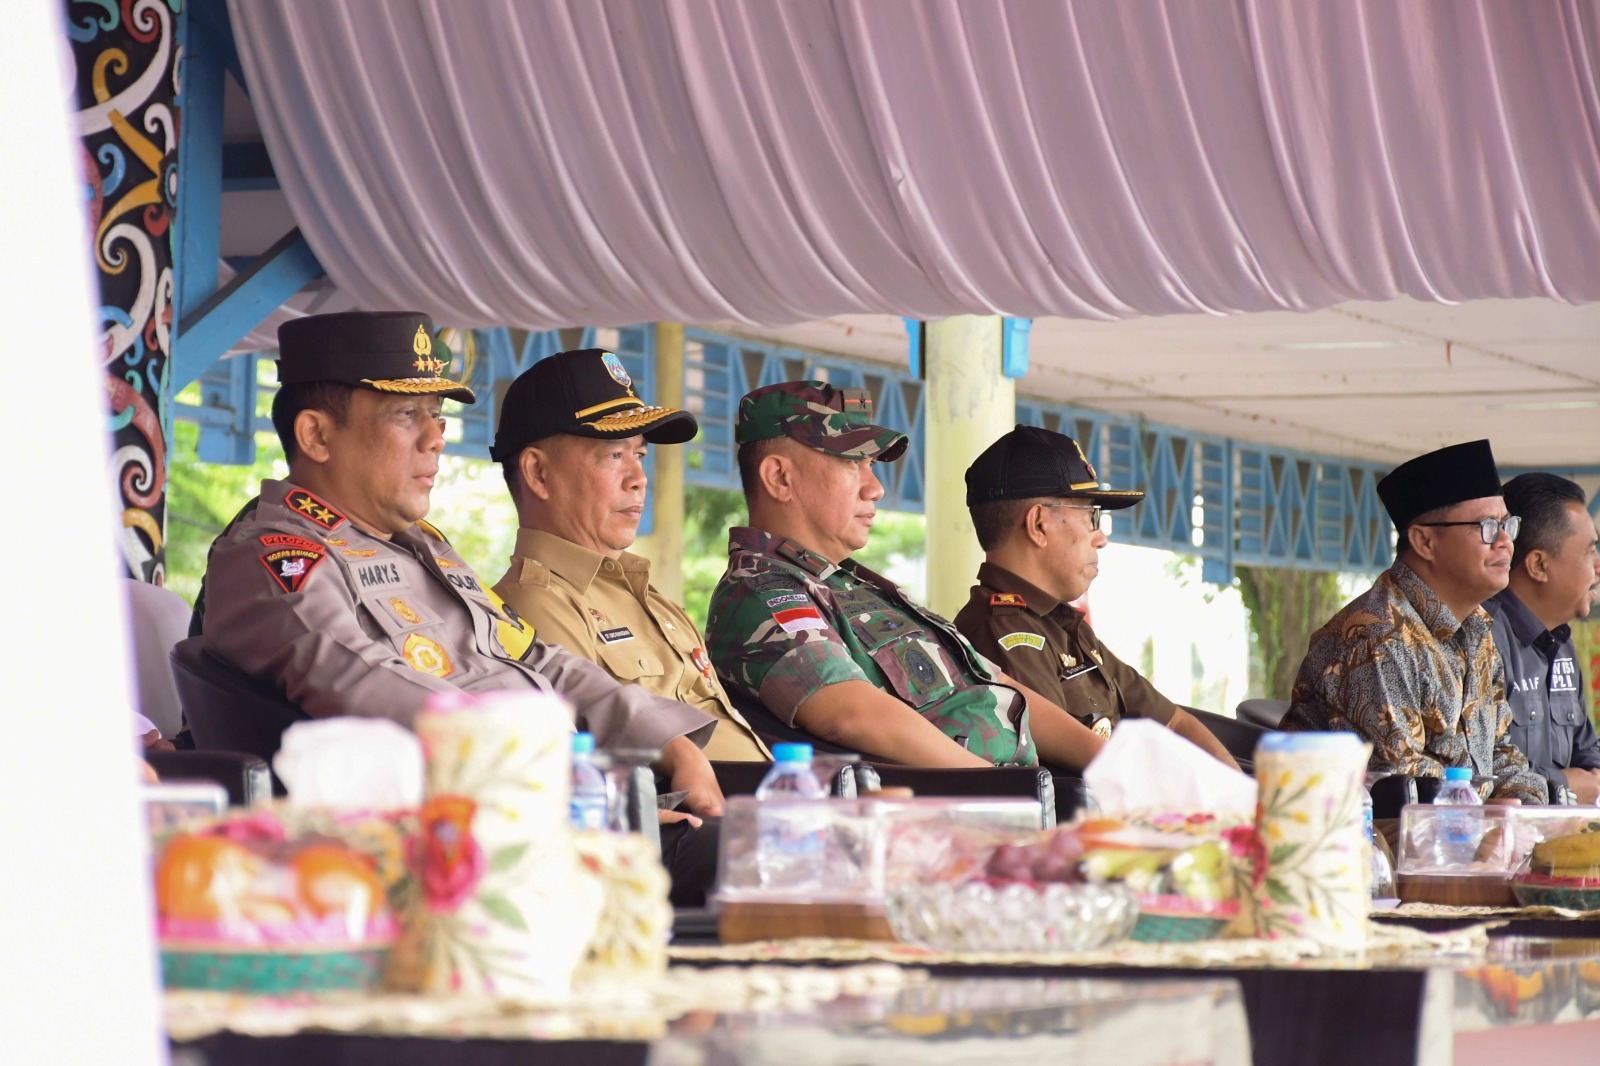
[669,920,1494,972]
[1374,902,1600,921]
[164,964,920,1043]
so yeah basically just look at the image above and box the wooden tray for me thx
[717,901,895,943]
[1397,872,1517,907]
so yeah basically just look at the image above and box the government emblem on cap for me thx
[601,352,631,387]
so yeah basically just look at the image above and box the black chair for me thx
[711,759,857,799]
[170,637,308,770]
[1182,706,1264,773]
[852,764,1062,829]
[1369,773,1443,820]
[145,749,274,807]
[1236,698,1291,730]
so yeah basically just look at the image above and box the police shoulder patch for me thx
[990,592,1027,608]
[259,542,327,593]
[997,631,1046,651]
[284,488,345,531]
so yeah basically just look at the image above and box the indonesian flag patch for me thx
[772,601,828,634]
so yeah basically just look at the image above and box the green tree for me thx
[1234,565,1349,702]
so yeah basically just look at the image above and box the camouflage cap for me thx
[735,381,909,463]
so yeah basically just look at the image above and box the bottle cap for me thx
[771,742,814,763]
[571,732,596,755]
[1444,766,1472,781]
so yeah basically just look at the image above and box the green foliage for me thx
[1234,565,1349,701]
[165,421,287,606]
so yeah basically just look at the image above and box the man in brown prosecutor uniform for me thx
[955,425,1239,769]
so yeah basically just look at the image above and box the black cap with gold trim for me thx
[966,425,1144,509]
[489,348,698,462]
[277,311,475,403]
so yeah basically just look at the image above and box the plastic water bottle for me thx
[1362,784,1395,898]
[1431,766,1483,866]
[569,732,610,832]
[753,743,828,891]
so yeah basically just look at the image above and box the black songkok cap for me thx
[1377,439,1503,533]
[490,348,698,463]
[965,425,1144,509]
[276,311,475,403]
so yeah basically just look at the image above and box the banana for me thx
[1530,828,1600,875]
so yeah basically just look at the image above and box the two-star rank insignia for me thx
[990,592,1027,607]
[285,488,345,531]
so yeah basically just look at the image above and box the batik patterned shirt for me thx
[1282,559,1547,803]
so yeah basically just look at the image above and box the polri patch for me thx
[997,632,1046,651]
[402,632,453,678]
[598,626,635,644]
[259,544,326,594]
[990,592,1027,607]
[285,488,345,530]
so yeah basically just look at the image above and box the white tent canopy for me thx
[232,0,1600,330]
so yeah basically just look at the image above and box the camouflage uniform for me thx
[706,380,1035,766]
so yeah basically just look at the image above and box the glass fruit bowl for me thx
[884,879,1138,953]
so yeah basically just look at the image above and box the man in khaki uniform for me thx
[199,312,725,902]
[490,349,768,762]
[955,425,1239,769]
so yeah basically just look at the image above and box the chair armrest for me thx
[145,749,273,808]
[624,765,661,854]
[851,764,1056,829]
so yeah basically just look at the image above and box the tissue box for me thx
[1395,804,1595,906]
[712,796,1042,942]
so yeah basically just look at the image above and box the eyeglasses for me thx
[1045,502,1105,532]
[1414,515,1520,545]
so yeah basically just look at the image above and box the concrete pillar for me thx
[632,322,686,602]
[924,315,1015,618]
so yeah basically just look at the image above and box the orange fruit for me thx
[155,836,263,921]
[292,844,387,920]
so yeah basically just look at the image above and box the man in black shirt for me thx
[1485,473,1600,804]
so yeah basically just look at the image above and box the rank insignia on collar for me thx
[259,544,327,593]
[285,488,345,531]
[990,593,1026,607]
[1089,650,1104,665]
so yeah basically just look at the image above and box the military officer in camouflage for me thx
[705,381,1106,771]
[956,425,1240,770]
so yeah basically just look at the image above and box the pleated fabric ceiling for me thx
[230,0,1600,328]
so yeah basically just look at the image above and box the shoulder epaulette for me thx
[415,518,450,544]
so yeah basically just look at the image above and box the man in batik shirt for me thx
[1283,439,1547,802]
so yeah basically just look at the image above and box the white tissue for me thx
[273,717,425,810]
[1083,718,1258,815]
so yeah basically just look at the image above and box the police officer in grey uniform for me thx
[1485,473,1600,804]
[198,311,724,901]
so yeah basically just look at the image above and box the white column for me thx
[2,5,163,1061]
[923,316,1016,618]
[631,322,685,603]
